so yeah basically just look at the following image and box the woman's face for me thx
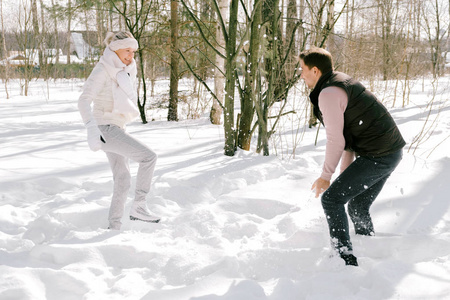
[115,48,136,66]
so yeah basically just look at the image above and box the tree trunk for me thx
[168,0,179,121]
[31,0,43,67]
[210,0,227,125]
[223,0,239,156]
[258,0,281,156]
[379,0,393,80]
[51,0,59,65]
[326,0,335,51]
[96,1,105,48]
[137,47,148,123]
[237,0,261,151]
[285,0,298,79]
[198,0,210,80]
[263,0,286,103]
[67,0,72,64]
[0,0,9,99]
[39,0,49,79]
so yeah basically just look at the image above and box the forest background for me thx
[0,0,449,156]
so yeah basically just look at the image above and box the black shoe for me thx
[340,254,358,266]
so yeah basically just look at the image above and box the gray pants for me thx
[98,125,157,229]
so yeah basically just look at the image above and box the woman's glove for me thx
[85,120,104,151]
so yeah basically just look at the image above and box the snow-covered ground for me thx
[1,77,449,299]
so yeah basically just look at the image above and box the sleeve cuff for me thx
[320,172,332,181]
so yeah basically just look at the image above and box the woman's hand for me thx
[86,121,104,152]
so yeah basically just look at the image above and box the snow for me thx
[1,77,450,299]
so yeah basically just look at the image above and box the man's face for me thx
[300,60,320,89]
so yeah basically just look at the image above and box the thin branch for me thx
[281,21,302,68]
[268,110,296,119]
[211,0,228,41]
[239,0,251,22]
[197,46,226,78]
[179,0,225,59]
[319,0,349,47]
[178,49,224,110]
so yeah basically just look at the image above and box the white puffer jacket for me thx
[78,57,138,129]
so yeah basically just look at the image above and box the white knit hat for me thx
[108,38,138,51]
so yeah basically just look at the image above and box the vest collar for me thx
[309,70,334,106]
[308,70,334,123]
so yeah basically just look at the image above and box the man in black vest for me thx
[299,47,405,266]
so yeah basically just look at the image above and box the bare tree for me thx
[0,0,9,99]
[286,0,299,79]
[168,0,179,121]
[376,0,395,80]
[14,0,38,96]
[421,0,449,78]
[181,0,304,156]
[66,0,72,64]
[49,0,60,65]
[237,0,262,152]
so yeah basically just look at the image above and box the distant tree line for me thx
[1,0,449,156]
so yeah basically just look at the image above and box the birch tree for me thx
[31,0,43,67]
[210,0,226,125]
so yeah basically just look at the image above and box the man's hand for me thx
[311,177,331,198]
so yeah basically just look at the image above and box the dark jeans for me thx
[321,149,403,254]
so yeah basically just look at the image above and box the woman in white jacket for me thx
[78,32,160,230]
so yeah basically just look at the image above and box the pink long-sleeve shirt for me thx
[318,86,355,181]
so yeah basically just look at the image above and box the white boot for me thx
[130,202,160,223]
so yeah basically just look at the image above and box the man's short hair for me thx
[299,47,333,74]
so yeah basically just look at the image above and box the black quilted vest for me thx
[309,71,405,157]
